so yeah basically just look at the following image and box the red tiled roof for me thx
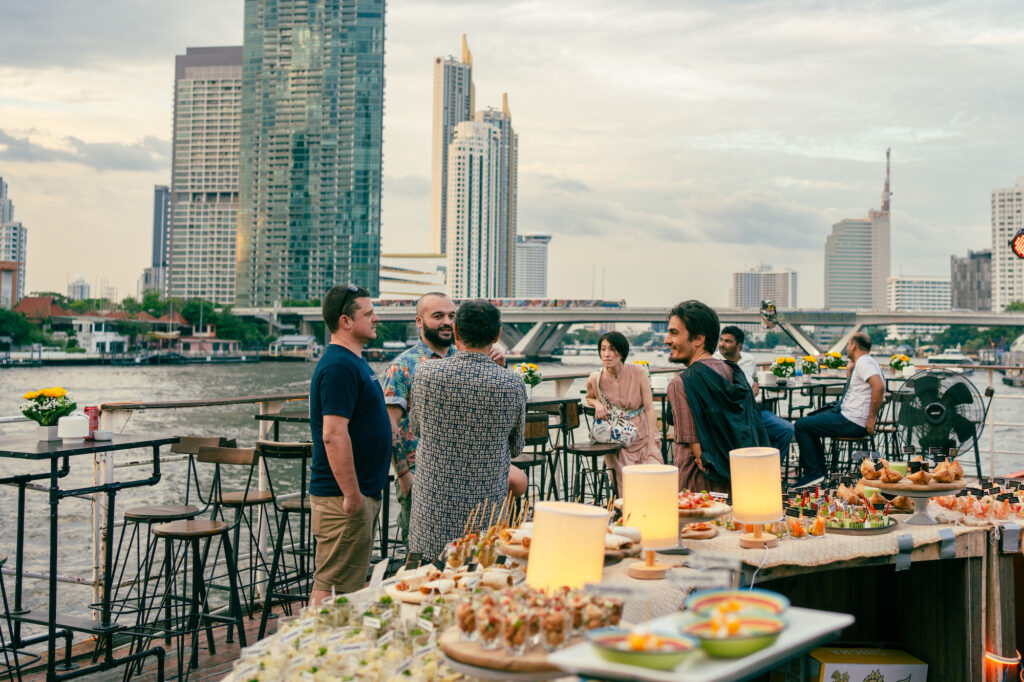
[14,296,73,320]
[134,311,157,321]
[156,311,188,324]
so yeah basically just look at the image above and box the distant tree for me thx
[630,330,653,346]
[281,298,321,307]
[0,309,47,345]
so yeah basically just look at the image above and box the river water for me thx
[1,351,1022,629]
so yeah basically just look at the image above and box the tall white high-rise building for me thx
[166,46,242,305]
[430,36,474,256]
[515,233,551,298]
[991,177,1024,311]
[824,150,892,310]
[446,121,501,297]
[0,177,27,303]
[475,95,517,296]
[68,276,91,301]
[730,265,797,309]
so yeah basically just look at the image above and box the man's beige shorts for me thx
[310,493,381,593]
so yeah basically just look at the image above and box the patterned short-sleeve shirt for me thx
[381,339,456,476]
[407,351,527,559]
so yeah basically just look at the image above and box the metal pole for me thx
[256,400,283,597]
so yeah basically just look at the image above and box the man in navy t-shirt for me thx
[308,284,391,603]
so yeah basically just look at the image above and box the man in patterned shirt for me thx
[381,292,458,541]
[382,292,525,543]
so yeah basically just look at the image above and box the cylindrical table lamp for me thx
[622,464,678,580]
[526,501,608,592]
[729,447,783,549]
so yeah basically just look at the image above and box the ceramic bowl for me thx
[682,615,786,658]
[587,628,699,670]
[684,588,789,616]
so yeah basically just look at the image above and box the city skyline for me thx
[2,2,1024,308]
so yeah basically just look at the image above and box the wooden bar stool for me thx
[828,435,875,476]
[511,413,550,503]
[255,441,313,639]
[128,446,254,677]
[570,403,621,505]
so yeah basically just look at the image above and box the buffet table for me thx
[630,516,1013,681]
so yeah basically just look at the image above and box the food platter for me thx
[870,479,967,525]
[615,497,731,519]
[439,625,574,675]
[870,478,968,494]
[819,518,901,532]
[499,540,643,562]
[679,523,719,540]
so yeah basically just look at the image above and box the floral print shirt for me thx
[381,340,456,477]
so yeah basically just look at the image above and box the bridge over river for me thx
[234,304,1024,358]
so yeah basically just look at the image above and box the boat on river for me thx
[925,349,977,375]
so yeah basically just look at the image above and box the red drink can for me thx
[85,406,100,436]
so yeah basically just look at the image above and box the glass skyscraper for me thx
[237,0,385,306]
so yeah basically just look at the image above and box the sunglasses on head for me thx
[338,283,361,319]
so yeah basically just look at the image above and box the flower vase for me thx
[902,366,916,378]
[525,384,533,400]
[37,425,61,442]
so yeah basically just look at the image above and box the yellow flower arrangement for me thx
[770,357,797,377]
[631,360,650,369]
[888,354,911,370]
[822,351,846,370]
[21,387,77,426]
[801,355,819,374]
[514,363,542,387]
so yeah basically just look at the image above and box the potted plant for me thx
[770,357,796,378]
[889,354,911,377]
[821,352,846,376]
[800,355,819,376]
[514,363,542,398]
[22,387,77,441]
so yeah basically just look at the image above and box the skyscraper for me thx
[824,150,891,310]
[165,47,242,305]
[144,185,170,297]
[475,94,518,296]
[991,177,1024,311]
[445,121,502,297]
[0,177,27,304]
[430,36,474,256]
[237,0,385,306]
[950,249,992,311]
[515,233,551,298]
[730,265,798,309]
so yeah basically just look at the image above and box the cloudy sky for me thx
[2,0,1024,308]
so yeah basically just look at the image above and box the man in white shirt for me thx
[792,332,885,488]
[714,326,794,460]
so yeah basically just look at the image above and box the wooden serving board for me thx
[500,541,643,561]
[616,498,731,518]
[679,525,719,540]
[384,583,461,605]
[678,502,731,518]
[869,478,967,494]
[439,625,579,673]
[499,541,530,560]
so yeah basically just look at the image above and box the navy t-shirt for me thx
[309,344,391,498]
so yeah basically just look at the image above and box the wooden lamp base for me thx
[738,525,778,549]
[627,550,669,580]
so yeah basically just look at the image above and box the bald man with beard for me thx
[382,293,526,544]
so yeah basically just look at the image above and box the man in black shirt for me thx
[309,284,391,603]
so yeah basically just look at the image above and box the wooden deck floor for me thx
[20,603,297,682]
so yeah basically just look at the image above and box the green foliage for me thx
[565,328,603,345]
[0,309,48,345]
[630,330,654,346]
[21,392,77,426]
[281,298,321,307]
[932,302,1024,353]
[365,322,410,348]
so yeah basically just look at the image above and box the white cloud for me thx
[2,0,1023,309]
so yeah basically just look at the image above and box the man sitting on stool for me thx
[792,332,884,488]
[714,325,794,462]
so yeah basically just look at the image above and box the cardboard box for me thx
[810,647,927,682]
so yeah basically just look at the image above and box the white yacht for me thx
[926,349,977,375]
